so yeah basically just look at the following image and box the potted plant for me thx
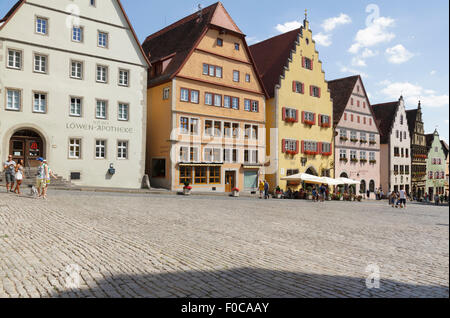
[275,186,283,199]
[183,182,192,195]
[356,195,363,202]
[232,187,240,197]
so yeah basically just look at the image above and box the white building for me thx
[373,97,412,194]
[0,0,149,188]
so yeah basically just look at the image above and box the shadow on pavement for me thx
[51,267,449,298]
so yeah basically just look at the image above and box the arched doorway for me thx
[360,180,366,193]
[305,167,318,176]
[9,129,45,168]
[369,180,375,193]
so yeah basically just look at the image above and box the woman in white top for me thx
[14,159,24,195]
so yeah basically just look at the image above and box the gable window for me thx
[96,65,108,83]
[36,17,48,35]
[293,81,304,94]
[163,87,170,100]
[34,54,47,73]
[70,97,82,117]
[244,99,251,111]
[302,57,313,70]
[215,67,222,78]
[71,61,83,79]
[119,69,129,86]
[72,26,83,42]
[245,74,251,83]
[217,38,223,47]
[118,103,129,121]
[310,86,321,98]
[33,93,47,113]
[6,89,21,111]
[233,70,240,82]
[7,49,21,69]
[234,43,240,51]
[251,101,259,112]
[98,31,108,48]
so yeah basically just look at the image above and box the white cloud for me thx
[379,81,449,108]
[430,70,437,76]
[313,32,332,47]
[348,17,396,54]
[322,13,352,32]
[361,48,378,58]
[246,36,259,45]
[351,57,366,67]
[275,21,301,33]
[339,64,368,78]
[386,45,414,64]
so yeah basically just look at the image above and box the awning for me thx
[319,177,343,186]
[281,173,323,184]
[179,163,223,167]
[335,177,361,185]
[242,165,262,169]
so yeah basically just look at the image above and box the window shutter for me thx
[318,87,321,98]
[282,107,286,121]
[295,140,300,154]
[292,81,296,92]
[318,115,322,126]
[313,113,316,125]
[295,110,299,122]
[301,140,305,153]
[302,57,305,68]
[282,139,286,153]
[301,111,305,123]
[311,60,314,70]
[318,142,322,154]
[301,83,305,94]
[310,86,313,96]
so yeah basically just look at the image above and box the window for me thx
[400,115,404,125]
[72,26,83,42]
[369,152,375,161]
[202,64,208,75]
[95,140,106,159]
[303,111,315,123]
[119,69,129,86]
[180,117,189,134]
[394,147,400,157]
[71,61,83,79]
[195,167,207,184]
[340,149,347,159]
[163,87,170,100]
[117,141,128,159]
[304,141,318,153]
[303,57,312,70]
[96,100,107,119]
[293,81,304,94]
[204,120,213,136]
[233,70,240,82]
[245,74,251,83]
[203,64,222,78]
[322,143,331,154]
[190,147,199,162]
[251,101,259,112]
[216,67,222,78]
[34,54,47,73]
[360,151,367,160]
[7,49,21,69]
[6,89,20,111]
[90,0,96,7]
[369,133,376,143]
[234,43,240,51]
[153,159,166,178]
[180,166,192,185]
[285,140,298,152]
[340,128,347,139]
[232,123,239,138]
[244,125,251,139]
[284,108,297,121]
[69,139,81,159]
[428,171,433,179]
[405,165,410,175]
[244,99,251,111]
[310,86,321,98]
[252,150,258,164]
[224,96,231,108]
[205,93,213,105]
[223,122,232,137]
[357,100,360,107]
[118,103,129,121]
[214,121,222,137]
[320,115,330,126]
[33,93,47,113]
[191,90,199,104]
[98,31,108,48]
[209,65,215,76]
[360,132,367,142]
[350,150,357,160]
[36,17,48,35]
[231,97,239,110]
[350,130,358,141]
[217,38,223,47]
[190,118,199,135]
[179,147,189,162]
[223,149,232,162]
[244,150,250,163]
[214,94,222,107]
[96,65,108,83]
[70,97,82,117]
[209,167,221,184]
[180,88,189,102]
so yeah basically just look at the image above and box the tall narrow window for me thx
[69,139,81,159]
[117,141,128,159]
[233,70,240,82]
[36,17,48,35]
[118,69,129,86]
[96,65,108,83]
[96,100,107,119]
[6,89,20,111]
[118,103,129,121]
[98,31,108,48]
[33,93,47,113]
[71,61,83,79]
[231,97,239,110]
[34,54,47,73]
[70,97,82,117]
[95,140,106,159]
[7,49,21,69]
[72,26,83,42]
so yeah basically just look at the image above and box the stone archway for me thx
[9,128,45,168]
[305,167,318,176]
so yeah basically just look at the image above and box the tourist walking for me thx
[399,189,407,209]
[4,155,16,193]
[42,159,57,199]
[259,180,265,199]
[390,191,397,208]
[35,158,47,199]
[434,193,440,206]
[13,159,24,195]
[264,180,269,199]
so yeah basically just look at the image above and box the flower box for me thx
[360,159,368,163]
[320,123,331,128]
[340,158,348,163]
[369,141,376,145]
[304,120,315,126]
[369,160,377,164]
[285,150,297,156]
[322,152,332,157]
[360,140,367,144]
[304,151,318,156]
[285,117,296,123]
[350,138,359,143]
[350,159,359,163]
[340,137,348,141]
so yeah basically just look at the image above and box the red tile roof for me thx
[372,101,400,144]
[406,108,419,138]
[249,29,301,98]
[328,75,359,126]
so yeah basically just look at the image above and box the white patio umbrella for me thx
[336,177,361,185]
[319,177,343,186]
[281,173,323,184]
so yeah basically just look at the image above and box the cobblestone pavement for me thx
[0,190,448,298]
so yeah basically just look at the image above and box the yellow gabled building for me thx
[142,2,267,193]
[250,15,334,190]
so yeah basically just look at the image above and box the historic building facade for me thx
[0,0,149,188]
[425,130,447,199]
[372,97,411,194]
[406,102,428,199]
[328,75,381,195]
[143,3,267,193]
[249,16,334,191]
[441,140,449,196]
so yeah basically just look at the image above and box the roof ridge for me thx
[250,28,300,48]
[143,2,218,43]
[327,75,360,83]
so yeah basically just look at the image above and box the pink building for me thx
[328,76,381,195]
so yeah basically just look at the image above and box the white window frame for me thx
[70,97,82,117]
[72,26,83,42]
[6,89,21,111]
[96,100,107,119]
[118,103,129,121]
[95,140,106,159]
[96,65,108,83]
[118,69,129,86]
[33,92,47,113]
[69,139,81,159]
[71,61,83,79]
[98,31,109,48]
[7,49,21,69]
[34,54,47,73]
[117,141,128,160]
[36,17,48,35]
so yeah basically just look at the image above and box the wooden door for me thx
[10,139,25,165]
[225,171,235,192]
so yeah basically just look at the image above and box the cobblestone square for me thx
[0,190,448,298]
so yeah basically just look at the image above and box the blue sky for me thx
[1,0,448,142]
